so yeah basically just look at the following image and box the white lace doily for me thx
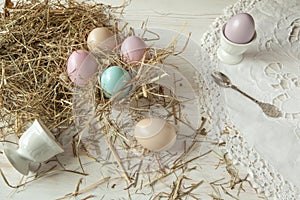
[201,0,300,199]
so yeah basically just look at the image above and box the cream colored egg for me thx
[87,27,115,52]
[134,118,176,152]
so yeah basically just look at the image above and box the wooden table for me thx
[0,0,262,199]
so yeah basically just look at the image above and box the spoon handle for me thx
[231,84,282,118]
[231,85,258,104]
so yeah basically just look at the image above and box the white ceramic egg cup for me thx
[4,119,64,175]
[217,25,256,65]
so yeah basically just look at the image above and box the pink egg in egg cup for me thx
[217,25,256,65]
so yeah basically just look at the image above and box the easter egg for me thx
[87,27,116,52]
[134,118,176,152]
[224,13,255,44]
[67,50,98,87]
[100,66,132,99]
[120,36,149,63]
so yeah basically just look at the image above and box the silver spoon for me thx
[211,71,282,118]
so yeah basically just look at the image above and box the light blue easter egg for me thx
[100,66,132,99]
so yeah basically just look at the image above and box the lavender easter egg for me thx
[224,13,255,44]
[67,50,98,87]
[120,36,149,63]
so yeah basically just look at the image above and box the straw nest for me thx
[0,0,120,138]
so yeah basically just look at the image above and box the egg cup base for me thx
[4,148,31,175]
[217,47,243,65]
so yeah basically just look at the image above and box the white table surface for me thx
[0,0,262,199]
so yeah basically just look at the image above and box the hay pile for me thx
[0,0,120,137]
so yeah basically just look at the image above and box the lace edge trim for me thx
[200,0,300,199]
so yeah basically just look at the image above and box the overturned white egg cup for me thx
[217,25,256,65]
[4,119,64,175]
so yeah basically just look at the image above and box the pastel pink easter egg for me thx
[224,13,255,44]
[121,36,149,63]
[67,50,98,87]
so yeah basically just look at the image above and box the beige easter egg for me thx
[87,27,115,52]
[134,118,176,152]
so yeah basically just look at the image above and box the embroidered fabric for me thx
[201,0,300,199]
